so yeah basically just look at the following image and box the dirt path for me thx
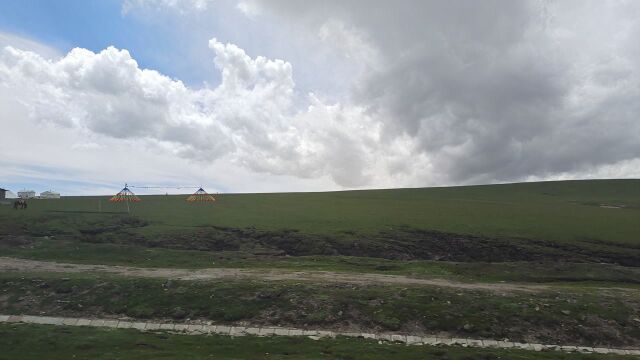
[0,256,554,292]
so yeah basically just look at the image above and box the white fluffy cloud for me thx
[0,38,392,187]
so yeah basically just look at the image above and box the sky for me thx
[0,0,639,195]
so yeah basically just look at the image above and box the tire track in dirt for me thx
[0,256,555,292]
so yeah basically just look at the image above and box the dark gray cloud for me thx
[248,0,640,184]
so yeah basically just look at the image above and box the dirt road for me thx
[0,256,551,292]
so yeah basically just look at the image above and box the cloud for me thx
[0,32,62,60]
[0,77,338,195]
[0,38,388,187]
[241,0,640,184]
[317,19,380,69]
[122,0,215,14]
[1,45,231,157]
[3,1,640,193]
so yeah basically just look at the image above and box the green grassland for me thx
[2,179,639,243]
[1,180,640,354]
[1,179,639,281]
[1,324,630,360]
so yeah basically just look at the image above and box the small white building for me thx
[18,190,36,199]
[40,190,61,199]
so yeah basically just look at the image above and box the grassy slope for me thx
[2,273,639,346]
[1,179,639,284]
[0,324,629,360]
[1,179,638,244]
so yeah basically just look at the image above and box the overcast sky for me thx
[1,0,639,195]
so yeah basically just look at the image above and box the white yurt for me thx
[40,190,61,199]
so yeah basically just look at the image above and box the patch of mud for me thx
[0,235,35,247]
[9,211,633,267]
[79,225,640,266]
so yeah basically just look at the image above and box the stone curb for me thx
[1,314,639,356]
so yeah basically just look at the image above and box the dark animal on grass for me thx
[13,200,27,210]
